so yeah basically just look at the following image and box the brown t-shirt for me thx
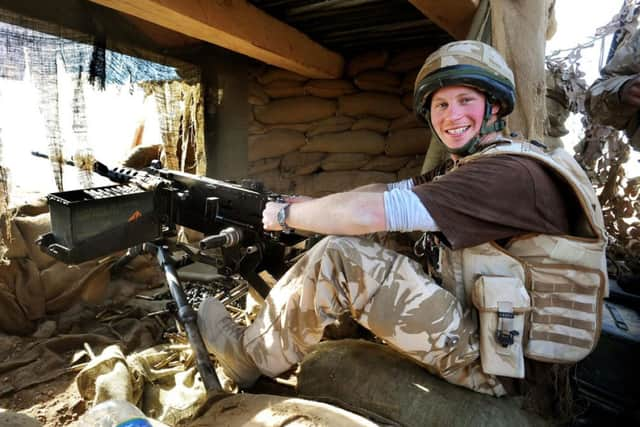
[411,155,570,250]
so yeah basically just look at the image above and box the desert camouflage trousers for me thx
[243,236,506,396]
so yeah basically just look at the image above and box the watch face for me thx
[277,204,288,227]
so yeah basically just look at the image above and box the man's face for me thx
[429,85,497,151]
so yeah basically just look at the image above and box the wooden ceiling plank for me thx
[408,0,479,40]
[87,0,344,78]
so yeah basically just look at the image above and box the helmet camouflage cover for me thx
[413,40,516,120]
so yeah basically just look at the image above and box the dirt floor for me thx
[0,371,85,426]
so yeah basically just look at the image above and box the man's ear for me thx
[490,103,500,115]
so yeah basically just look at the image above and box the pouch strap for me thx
[495,301,519,348]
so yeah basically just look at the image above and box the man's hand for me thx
[620,76,640,108]
[263,201,288,231]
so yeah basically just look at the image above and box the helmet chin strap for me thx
[428,99,505,157]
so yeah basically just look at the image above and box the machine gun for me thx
[37,159,306,398]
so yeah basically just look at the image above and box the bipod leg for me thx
[143,242,226,398]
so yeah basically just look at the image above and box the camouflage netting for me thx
[547,0,640,276]
[0,6,205,264]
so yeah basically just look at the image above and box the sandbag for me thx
[0,280,34,335]
[401,92,414,110]
[249,120,267,135]
[387,47,431,72]
[248,130,306,161]
[389,114,421,131]
[385,128,430,156]
[302,130,385,154]
[13,197,48,216]
[305,79,357,98]
[263,80,306,98]
[13,213,56,270]
[321,153,371,171]
[401,68,419,92]
[297,340,549,427]
[248,158,281,175]
[267,122,313,133]
[248,81,269,106]
[338,93,407,119]
[354,70,401,94]
[294,171,395,196]
[351,117,390,133]
[257,68,308,85]
[40,260,111,313]
[307,116,355,137]
[361,155,411,172]
[281,152,326,176]
[0,258,45,321]
[346,51,389,77]
[5,220,28,259]
[254,97,337,124]
[189,393,379,427]
[251,170,293,194]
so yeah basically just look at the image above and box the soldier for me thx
[199,41,607,397]
[586,27,640,149]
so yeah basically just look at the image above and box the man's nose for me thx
[444,104,464,120]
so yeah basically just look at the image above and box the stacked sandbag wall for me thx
[247,49,433,196]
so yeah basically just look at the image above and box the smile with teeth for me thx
[445,125,471,136]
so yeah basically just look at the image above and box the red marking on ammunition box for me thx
[128,211,143,222]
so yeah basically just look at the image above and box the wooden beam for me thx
[87,0,344,78]
[408,0,479,40]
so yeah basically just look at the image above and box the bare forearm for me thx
[287,192,386,235]
[349,183,388,193]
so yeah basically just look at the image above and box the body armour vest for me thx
[437,140,607,376]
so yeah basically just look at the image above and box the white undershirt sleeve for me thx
[386,178,414,191]
[383,188,440,232]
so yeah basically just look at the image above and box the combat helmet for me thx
[414,40,516,156]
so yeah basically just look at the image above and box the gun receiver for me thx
[37,160,306,396]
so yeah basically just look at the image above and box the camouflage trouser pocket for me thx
[472,276,531,378]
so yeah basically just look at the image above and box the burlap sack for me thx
[351,117,390,133]
[294,171,395,196]
[249,120,267,135]
[385,128,430,156]
[5,220,28,259]
[281,152,326,176]
[189,394,379,427]
[397,165,421,181]
[304,79,357,98]
[386,47,431,72]
[251,170,293,194]
[302,130,385,154]
[257,68,308,85]
[248,157,281,175]
[40,260,111,313]
[354,70,401,94]
[361,155,411,172]
[338,93,407,119]
[13,213,56,270]
[346,50,389,77]
[248,81,269,106]
[14,197,48,216]
[401,92,414,110]
[122,144,163,169]
[321,153,371,171]
[297,340,548,427]
[306,116,355,137]
[0,258,43,334]
[254,97,337,124]
[267,123,313,133]
[401,68,419,92]
[263,80,306,98]
[0,282,34,335]
[248,130,306,161]
[389,114,421,131]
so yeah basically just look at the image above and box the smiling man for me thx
[198,41,608,397]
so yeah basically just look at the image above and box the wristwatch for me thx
[276,203,291,231]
